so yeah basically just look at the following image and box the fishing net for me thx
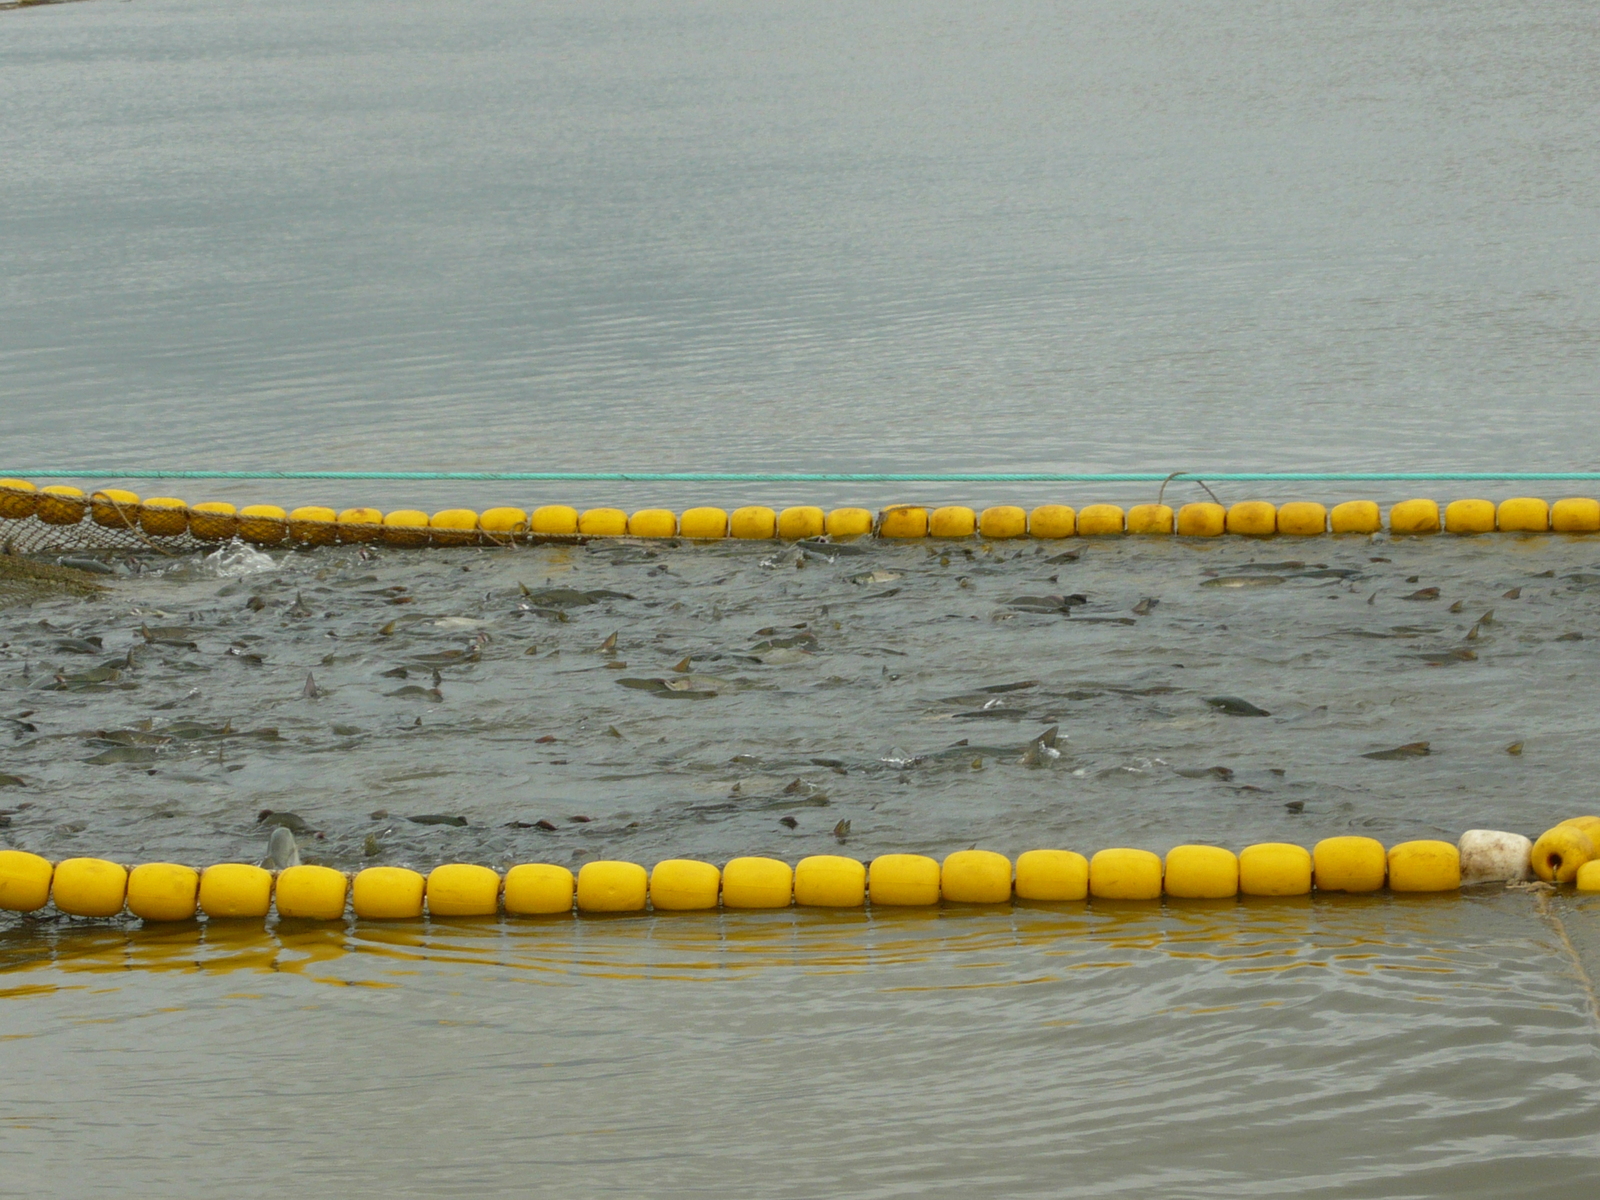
[0,555,108,607]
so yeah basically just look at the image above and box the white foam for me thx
[201,540,278,578]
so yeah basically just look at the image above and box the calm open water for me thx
[4,1,1600,1195]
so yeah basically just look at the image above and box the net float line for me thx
[5,476,1600,554]
[3,823,1597,924]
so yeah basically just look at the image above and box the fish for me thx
[1503,587,1521,599]
[796,539,871,557]
[1362,741,1431,760]
[1205,696,1270,717]
[386,685,443,700]
[54,637,104,654]
[258,810,313,833]
[1200,575,1284,589]
[1020,725,1062,767]
[520,588,633,608]
[409,813,468,827]
[1005,594,1088,612]
[263,826,301,870]
[832,818,851,842]
[1401,587,1440,601]
[616,677,719,699]
[84,746,159,765]
[301,671,323,698]
[1506,741,1524,755]
[1176,766,1235,781]
[1131,598,1159,615]
[0,774,24,787]
[141,625,199,648]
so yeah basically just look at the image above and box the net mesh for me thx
[1,513,202,557]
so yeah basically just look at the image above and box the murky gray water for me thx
[4,1,1600,1194]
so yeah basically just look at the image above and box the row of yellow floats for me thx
[4,821,1596,924]
[4,478,1600,547]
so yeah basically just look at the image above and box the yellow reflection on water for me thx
[0,894,1524,999]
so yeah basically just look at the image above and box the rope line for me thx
[10,470,1600,484]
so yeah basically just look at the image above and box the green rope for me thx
[8,470,1600,483]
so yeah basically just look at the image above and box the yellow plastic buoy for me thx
[1497,497,1549,532]
[1457,830,1533,885]
[429,508,481,547]
[1558,815,1600,841]
[879,506,928,539]
[577,508,628,537]
[1238,843,1312,896]
[51,857,128,918]
[729,506,777,539]
[649,859,721,911]
[36,485,88,526]
[867,854,942,906]
[1276,502,1327,536]
[530,505,580,536]
[1312,836,1386,892]
[1076,504,1125,536]
[1444,499,1495,535]
[274,865,348,920]
[1389,498,1440,535]
[89,489,141,530]
[0,478,40,520]
[335,506,384,543]
[777,506,825,540]
[1330,500,1381,535]
[382,509,431,547]
[1550,497,1600,533]
[1013,849,1088,901]
[1176,502,1226,537]
[138,496,189,537]
[720,856,794,908]
[0,849,54,912]
[627,509,678,539]
[826,508,873,539]
[1162,845,1239,899]
[576,861,648,912]
[1530,824,1593,884]
[1029,505,1076,538]
[352,867,426,920]
[1126,504,1174,535]
[978,506,1027,539]
[1387,841,1461,892]
[479,506,529,541]
[288,506,339,545]
[1577,861,1600,892]
[197,864,273,918]
[1225,501,1276,537]
[503,864,576,915]
[125,863,200,922]
[1088,848,1162,900]
[189,501,239,541]
[929,506,976,538]
[238,504,289,546]
[427,864,501,917]
[941,850,1012,904]
[680,507,729,539]
[793,855,865,907]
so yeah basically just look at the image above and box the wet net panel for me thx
[1,514,202,557]
[0,554,109,607]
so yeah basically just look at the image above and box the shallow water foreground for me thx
[3,894,1599,1198]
